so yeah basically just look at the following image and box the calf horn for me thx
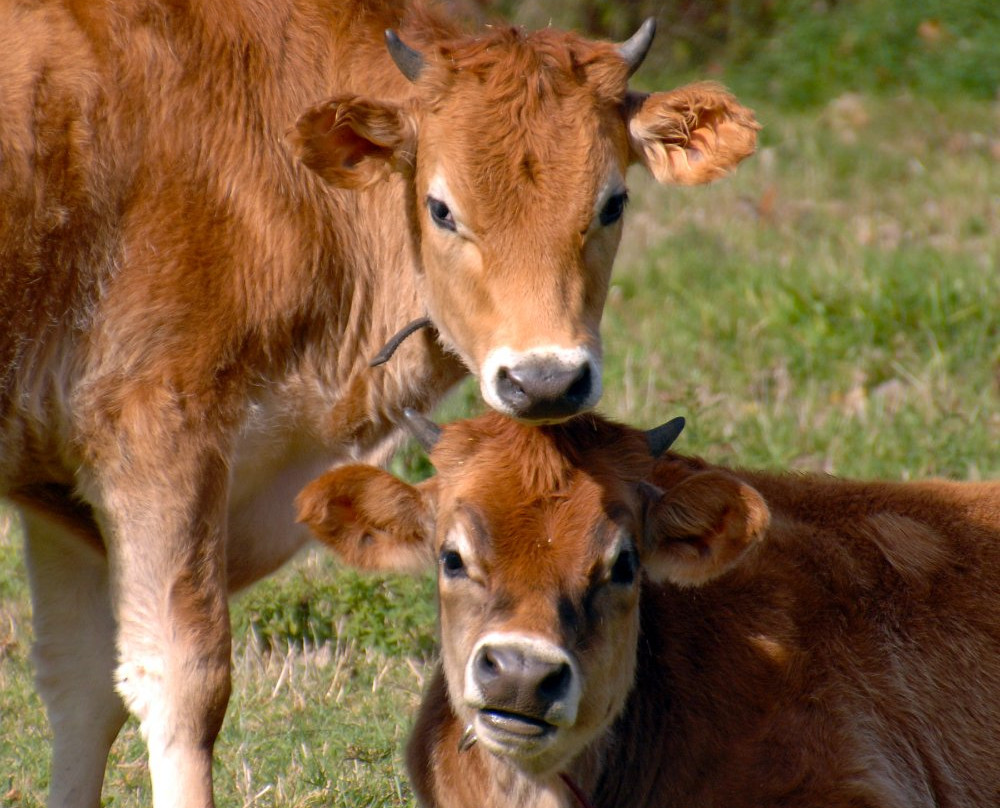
[617,17,657,78]
[385,30,425,82]
[403,407,441,452]
[645,416,685,458]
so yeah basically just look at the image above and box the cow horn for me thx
[385,29,425,82]
[369,317,434,368]
[403,407,441,451]
[645,416,685,458]
[617,17,657,78]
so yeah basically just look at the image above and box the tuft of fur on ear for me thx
[296,465,434,572]
[289,95,417,189]
[644,470,770,586]
[627,82,759,186]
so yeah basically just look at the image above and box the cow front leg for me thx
[22,504,128,808]
[93,439,233,808]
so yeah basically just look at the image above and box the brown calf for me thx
[300,411,1000,808]
[0,0,758,804]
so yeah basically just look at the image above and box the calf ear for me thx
[642,470,769,586]
[627,82,759,186]
[290,95,417,189]
[296,465,434,572]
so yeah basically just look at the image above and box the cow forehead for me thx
[415,29,630,223]
[419,25,629,114]
[419,102,624,232]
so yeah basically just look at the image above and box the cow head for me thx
[290,22,759,423]
[297,411,770,777]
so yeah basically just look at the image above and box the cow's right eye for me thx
[427,196,457,232]
[440,548,466,578]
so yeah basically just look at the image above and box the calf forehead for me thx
[494,484,619,588]
[432,417,646,589]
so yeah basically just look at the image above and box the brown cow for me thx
[0,0,759,804]
[299,411,1000,808]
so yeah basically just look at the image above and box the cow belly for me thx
[225,425,342,592]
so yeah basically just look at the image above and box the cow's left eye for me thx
[598,191,628,227]
[609,546,638,585]
[427,196,457,232]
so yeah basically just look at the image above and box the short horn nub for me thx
[617,17,657,78]
[385,29,425,82]
[645,416,685,458]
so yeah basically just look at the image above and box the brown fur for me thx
[300,413,1000,808]
[0,2,757,804]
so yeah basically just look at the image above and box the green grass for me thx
[2,4,999,802]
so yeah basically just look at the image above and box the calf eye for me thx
[598,191,628,227]
[440,548,466,579]
[609,546,638,585]
[427,196,457,232]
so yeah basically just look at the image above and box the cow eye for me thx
[427,196,457,232]
[598,191,628,227]
[440,548,467,578]
[609,546,638,585]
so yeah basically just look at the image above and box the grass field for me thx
[2,5,999,806]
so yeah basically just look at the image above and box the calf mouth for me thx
[475,709,558,758]
[480,709,555,737]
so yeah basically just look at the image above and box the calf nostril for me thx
[538,662,572,702]
[476,646,501,679]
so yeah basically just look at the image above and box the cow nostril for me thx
[538,662,572,702]
[493,359,595,420]
[565,362,591,404]
[496,366,525,398]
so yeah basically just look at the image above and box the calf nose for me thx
[473,642,573,719]
[495,358,594,422]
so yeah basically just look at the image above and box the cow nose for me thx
[495,359,593,422]
[473,642,574,718]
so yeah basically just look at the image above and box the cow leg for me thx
[22,507,128,808]
[96,445,233,808]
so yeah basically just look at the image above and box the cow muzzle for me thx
[480,347,601,423]
[463,633,581,761]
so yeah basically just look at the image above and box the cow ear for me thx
[626,82,759,186]
[296,465,435,572]
[290,95,417,189]
[642,470,769,586]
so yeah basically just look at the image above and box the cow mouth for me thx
[478,709,556,742]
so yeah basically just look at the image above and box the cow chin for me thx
[478,345,603,424]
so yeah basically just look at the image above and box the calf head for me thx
[297,412,770,777]
[290,22,759,422]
